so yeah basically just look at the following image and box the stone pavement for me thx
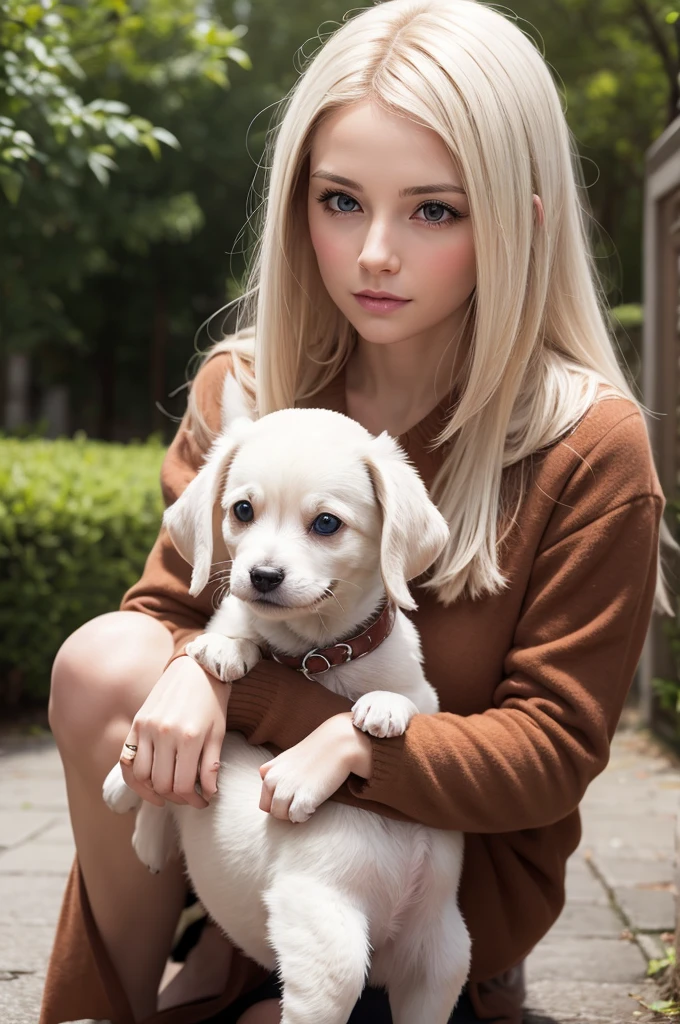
[0,714,677,1024]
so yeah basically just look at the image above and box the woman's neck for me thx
[345,326,468,437]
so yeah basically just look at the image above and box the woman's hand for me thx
[120,655,230,809]
[259,712,373,823]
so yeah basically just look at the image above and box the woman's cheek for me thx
[311,240,356,310]
[309,223,349,282]
[418,233,476,305]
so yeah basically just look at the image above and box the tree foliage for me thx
[0,0,250,374]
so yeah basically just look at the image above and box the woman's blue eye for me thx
[333,194,358,213]
[422,202,446,222]
[414,201,462,226]
[233,501,254,523]
[312,513,342,535]
[317,189,360,215]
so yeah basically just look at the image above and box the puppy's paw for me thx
[103,763,140,813]
[288,789,319,824]
[351,691,419,739]
[185,633,260,683]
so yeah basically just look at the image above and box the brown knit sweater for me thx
[40,351,665,1024]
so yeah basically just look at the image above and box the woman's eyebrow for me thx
[310,170,466,197]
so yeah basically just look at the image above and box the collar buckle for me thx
[301,649,332,680]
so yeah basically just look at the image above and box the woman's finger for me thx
[150,733,182,801]
[121,729,165,807]
[174,733,209,809]
[199,729,223,803]
[119,719,139,772]
[268,782,294,822]
[259,774,273,814]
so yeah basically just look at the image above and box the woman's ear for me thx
[363,433,450,610]
[532,193,545,228]
[163,434,240,597]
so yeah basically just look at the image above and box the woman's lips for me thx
[353,293,412,314]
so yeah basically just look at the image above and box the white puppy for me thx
[103,377,470,1024]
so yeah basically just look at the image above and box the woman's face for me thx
[307,101,476,351]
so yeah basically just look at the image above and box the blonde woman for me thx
[42,1,671,1023]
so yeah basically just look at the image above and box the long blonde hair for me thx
[189,0,675,614]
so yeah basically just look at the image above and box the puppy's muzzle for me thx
[250,566,285,593]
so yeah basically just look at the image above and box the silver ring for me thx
[121,742,138,761]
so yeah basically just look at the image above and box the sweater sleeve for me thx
[228,410,665,832]
[119,352,233,659]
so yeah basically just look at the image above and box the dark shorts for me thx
[217,973,496,1023]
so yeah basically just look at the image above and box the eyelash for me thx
[315,188,465,228]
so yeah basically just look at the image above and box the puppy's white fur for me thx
[103,376,470,1024]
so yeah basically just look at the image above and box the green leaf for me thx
[87,151,117,185]
[0,168,24,204]
[226,46,252,70]
[150,127,181,149]
[23,5,46,29]
[140,134,161,160]
[87,100,131,116]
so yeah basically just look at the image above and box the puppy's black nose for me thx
[250,566,285,593]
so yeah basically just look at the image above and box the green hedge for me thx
[0,436,165,705]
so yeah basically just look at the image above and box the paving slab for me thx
[564,860,609,903]
[526,936,647,984]
[523,978,661,1024]
[0,925,59,973]
[595,853,674,888]
[578,813,676,857]
[0,841,74,875]
[547,902,626,938]
[615,885,675,932]
[0,972,52,1024]
[0,873,71,927]
[32,819,75,845]
[0,777,68,811]
[0,809,60,849]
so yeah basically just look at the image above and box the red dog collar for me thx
[270,602,396,680]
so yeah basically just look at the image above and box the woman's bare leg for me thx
[49,611,190,1022]
[236,1001,281,1023]
[157,920,234,1010]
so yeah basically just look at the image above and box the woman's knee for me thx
[48,611,173,750]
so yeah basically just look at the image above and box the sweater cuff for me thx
[348,731,405,798]
[228,662,282,739]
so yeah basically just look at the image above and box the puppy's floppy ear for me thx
[364,432,450,611]
[163,434,239,597]
[164,372,254,597]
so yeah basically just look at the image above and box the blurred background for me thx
[0,0,678,729]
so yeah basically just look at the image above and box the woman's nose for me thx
[357,221,401,275]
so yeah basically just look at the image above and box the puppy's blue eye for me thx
[312,513,342,535]
[233,501,254,523]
